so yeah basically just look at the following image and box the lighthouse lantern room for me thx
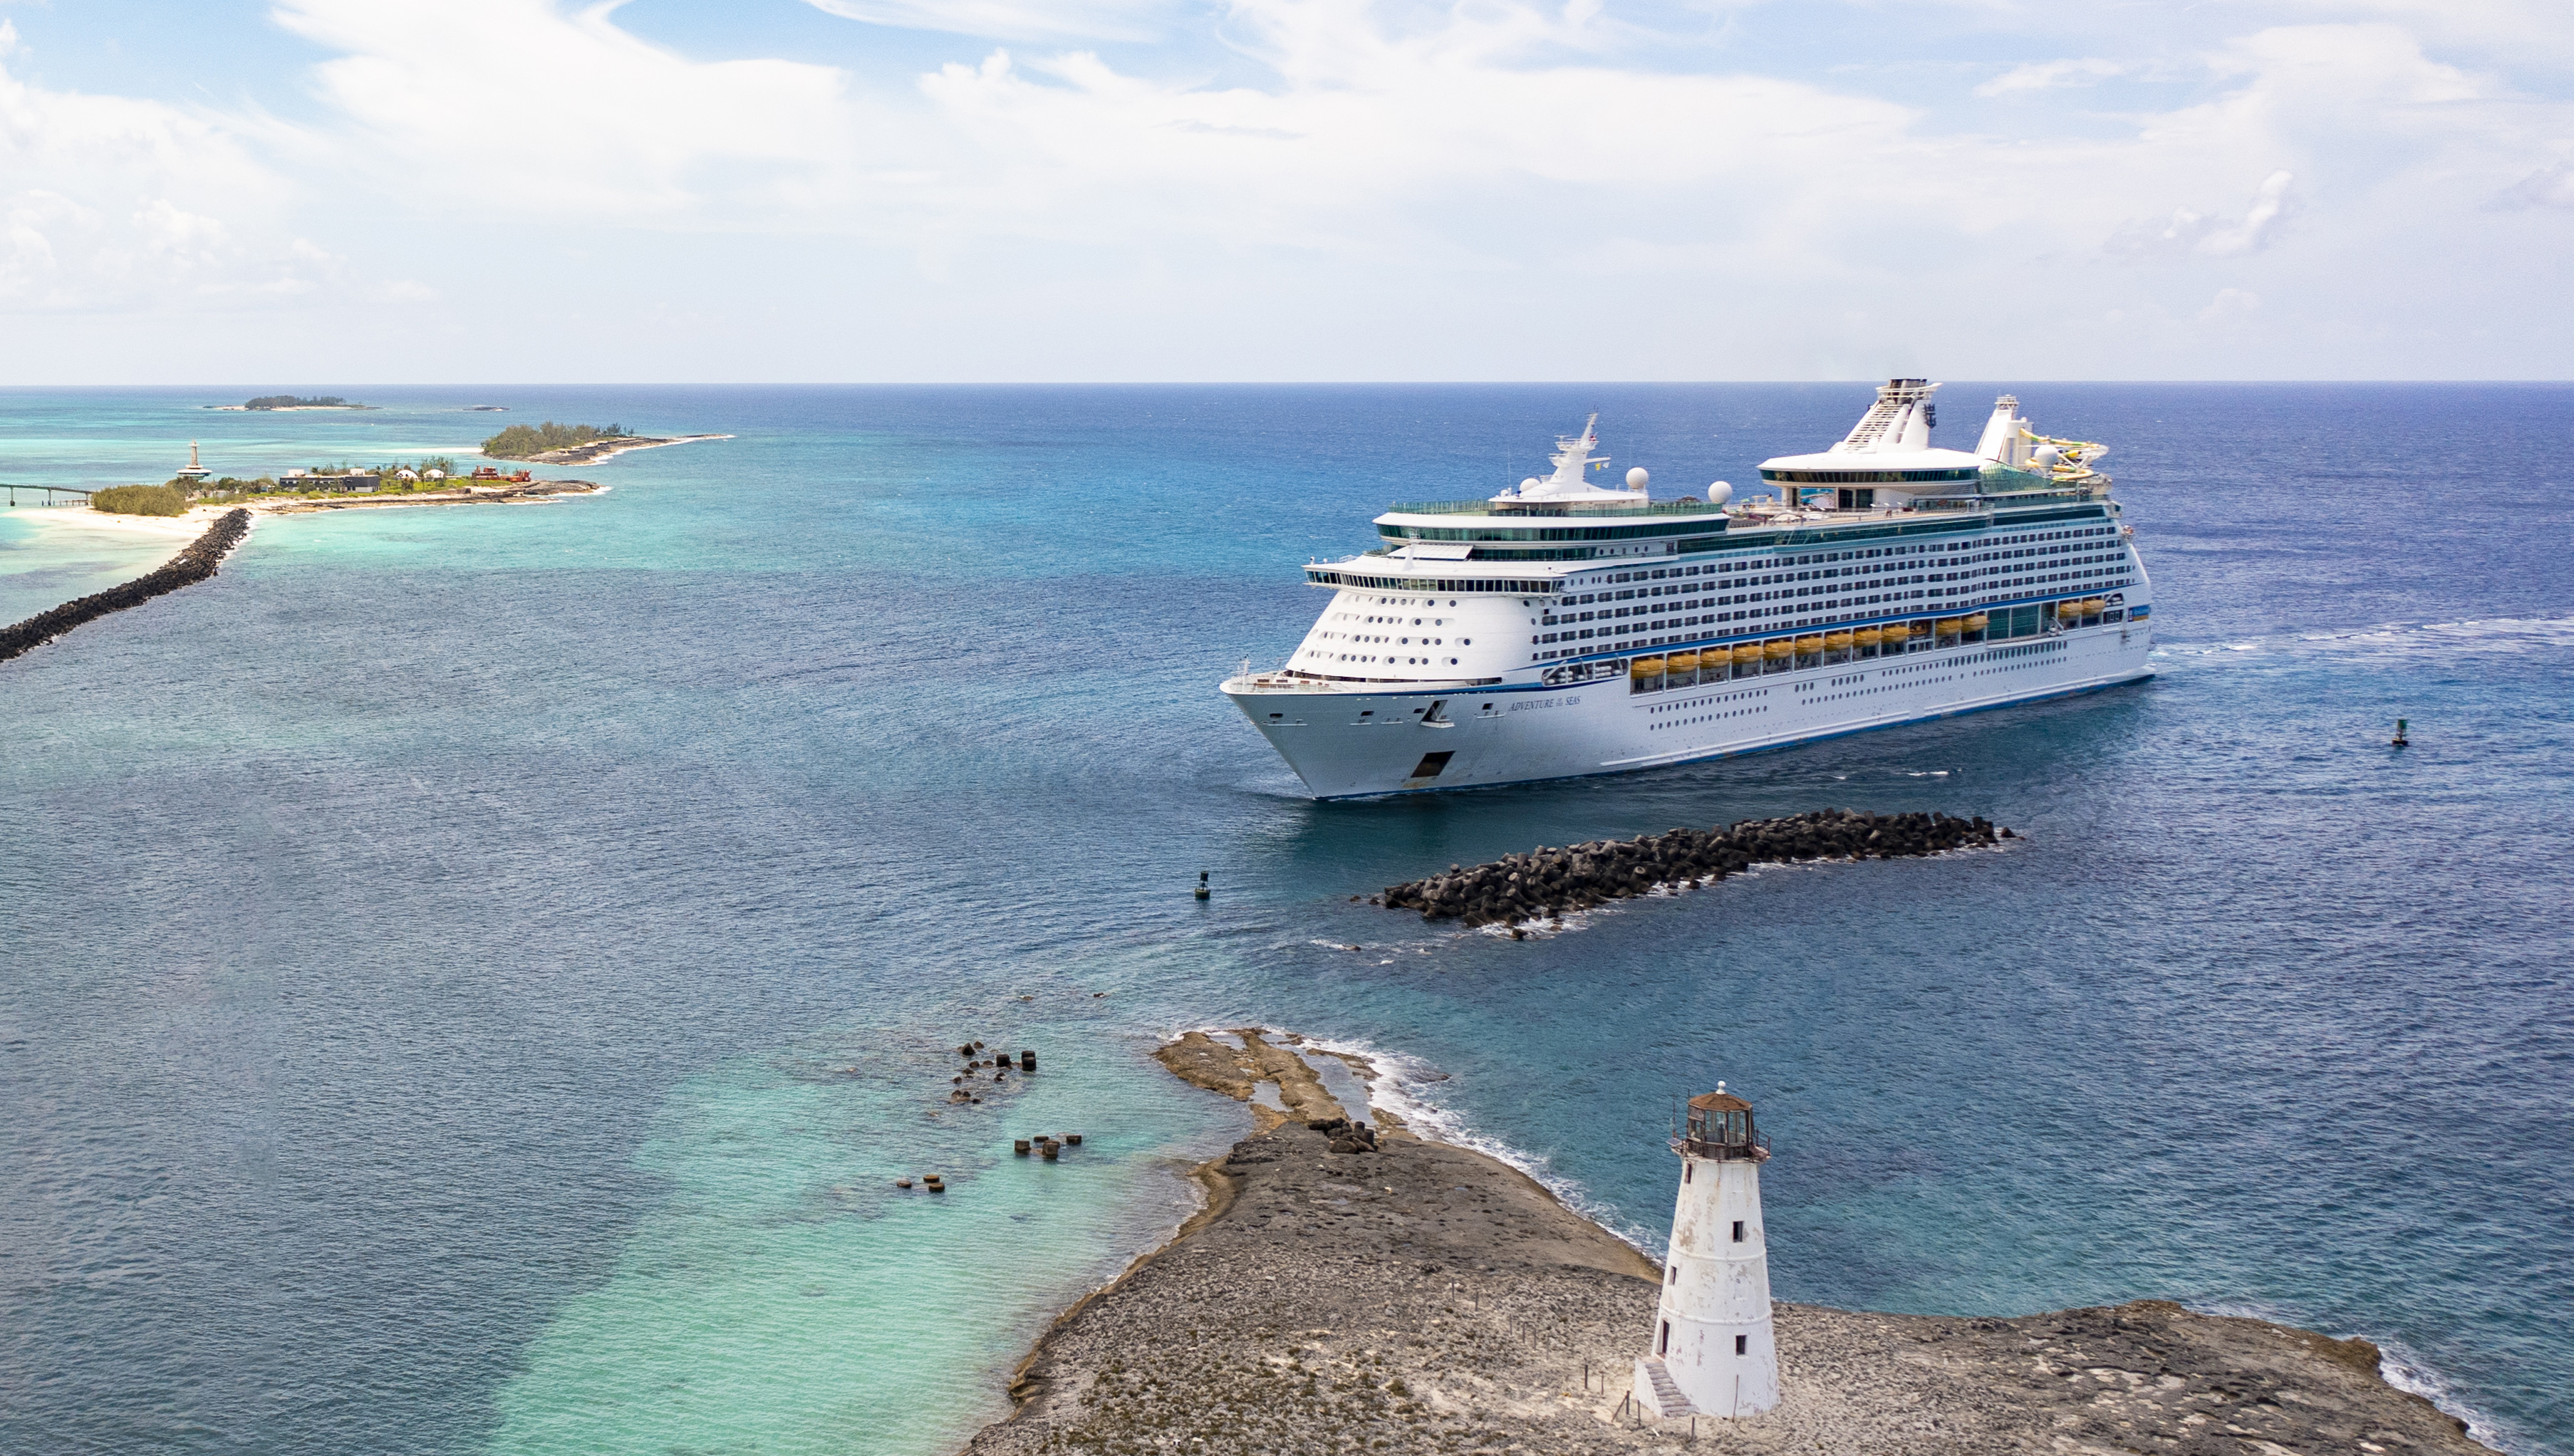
[1634,1082,1778,1419]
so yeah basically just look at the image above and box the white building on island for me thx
[1634,1083,1778,1419]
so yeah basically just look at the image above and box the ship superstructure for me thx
[1222,381,2152,798]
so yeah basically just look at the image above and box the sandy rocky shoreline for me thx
[246,477,604,514]
[960,1029,2491,1456]
[512,432,730,466]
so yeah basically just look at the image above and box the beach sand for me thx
[11,504,227,546]
[958,1029,2492,1455]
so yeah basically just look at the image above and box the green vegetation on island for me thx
[123,457,494,506]
[244,395,360,410]
[92,484,190,516]
[479,421,630,459]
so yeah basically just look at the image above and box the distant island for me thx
[480,422,629,459]
[83,457,604,517]
[207,395,373,412]
[480,420,730,465]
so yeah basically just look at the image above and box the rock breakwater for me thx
[1379,808,2006,927]
[0,508,251,664]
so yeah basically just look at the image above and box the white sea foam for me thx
[1284,1029,1664,1257]
[2195,1301,2513,1452]
[2300,614,2574,659]
[2168,615,2574,666]
[2375,1340,2512,1452]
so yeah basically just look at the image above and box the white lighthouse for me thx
[1634,1083,1778,1418]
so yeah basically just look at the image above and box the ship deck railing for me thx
[1382,499,1725,518]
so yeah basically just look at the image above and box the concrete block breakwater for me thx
[1379,808,2006,927]
[0,509,251,664]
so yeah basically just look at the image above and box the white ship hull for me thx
[1225,618,2152,799]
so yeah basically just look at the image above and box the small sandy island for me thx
[961,1029,2492,1456]
[11,477,600,553]
[503,433,730,467]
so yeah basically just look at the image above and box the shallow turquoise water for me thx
[4,384,2568,1455]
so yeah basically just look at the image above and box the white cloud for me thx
[2113,169,2297,258]
[0,20,309,308]
[1975,58,2128,98]
[801,0,1171,43]
[910,4,1947,262]
[2259,0,2574,68]
[9,0,2574,378]
[269,0,875,222]
[2199,286,2262,321]
[2491,163,2574,209]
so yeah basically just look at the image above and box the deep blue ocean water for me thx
[3,383,2568,1455]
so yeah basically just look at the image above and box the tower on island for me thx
[1634,1083,1778,1419]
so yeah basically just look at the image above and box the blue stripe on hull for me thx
[1304,667,2154,801]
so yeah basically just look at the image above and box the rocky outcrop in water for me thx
[1379,809,2005,927]
[0,509,251,664]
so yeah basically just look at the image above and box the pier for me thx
[2,483,95,507]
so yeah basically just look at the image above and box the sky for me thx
[1,0,2568,383]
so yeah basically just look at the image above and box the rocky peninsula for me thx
[497,432,725,465]
[477,420,731,466]
[960,1029,2491,1456]
[1379,809,2005,928]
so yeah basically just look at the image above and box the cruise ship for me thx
[1221,380,2153,798]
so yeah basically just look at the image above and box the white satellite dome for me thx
[1626,467,1649,490]
[1520,477,1542,492]
[1707,481,1733,506]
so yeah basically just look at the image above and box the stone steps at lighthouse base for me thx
[1632,1356,1694,1418]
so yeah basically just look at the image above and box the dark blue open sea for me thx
[4,384,2569,1455]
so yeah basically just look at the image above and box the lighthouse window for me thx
[1659,1321,1671,1356]
[1735,1335,1748,1356]
[1731,1220,1745,1242]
